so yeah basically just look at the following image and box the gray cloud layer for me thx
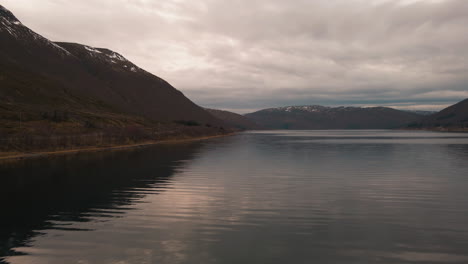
[3,0,468,113]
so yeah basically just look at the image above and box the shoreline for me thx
[399,127,468,133]
[0,133,236,162]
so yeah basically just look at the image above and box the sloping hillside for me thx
[407,99,468,131]
[0,5,227,153]
[0,5,219,125]
[205,108,260,130]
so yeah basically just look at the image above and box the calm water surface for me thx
[1,130,468,264]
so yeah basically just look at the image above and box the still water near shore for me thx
[1,130,468,264]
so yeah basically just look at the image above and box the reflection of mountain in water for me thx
[0,142,204,262]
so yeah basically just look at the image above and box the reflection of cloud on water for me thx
[3,132,468,263]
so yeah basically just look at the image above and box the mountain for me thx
[0,5,228,153]
[245,105,423,129]
[407,99,468,131]
[205,108,260,130]
[0,5,219,125]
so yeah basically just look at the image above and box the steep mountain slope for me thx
[245,105,422,129]
[0,5,219,125]
[1,5,228,153]
[205,108,260,130]
[408,98,468,130]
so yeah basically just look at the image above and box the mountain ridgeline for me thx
[205,108,260,130]
[1,4,466,155]
[1,5,229,152]
[407,99,468,131]
[245,105,424,129]
[0,5,218,124]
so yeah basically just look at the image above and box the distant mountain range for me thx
[243,101,468,130]
[245,105,424,129]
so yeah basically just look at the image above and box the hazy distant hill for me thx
[205,108,260,130]
[407,99,468,131]
[245,105,423,129]
[403,110,437,116]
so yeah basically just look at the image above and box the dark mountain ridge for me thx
[204,108,260,130]
[245,105,423,129]
[0,5,219,125]
[407,98,468,131]
[0,5,18,22]
[0,5,227,153]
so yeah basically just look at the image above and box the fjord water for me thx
[2,130,468,264]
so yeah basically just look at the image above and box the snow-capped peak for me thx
[274,105,330,113]
[263,105,373,114]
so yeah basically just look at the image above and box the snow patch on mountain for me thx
[263,105,379,114]
[273,105,330,113]
[26,29,71,56]
[1,10,71,57]
[1,17,18,37]
[0,5,20,23]
[107,52,126,61]
[84,45,102,54]
[50,42,72,56]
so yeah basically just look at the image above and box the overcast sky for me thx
[3,0,468,113]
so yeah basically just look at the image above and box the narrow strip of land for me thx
[400,128,468,132]
[0,133,235,162]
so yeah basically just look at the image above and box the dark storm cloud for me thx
[3,0,468,113]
